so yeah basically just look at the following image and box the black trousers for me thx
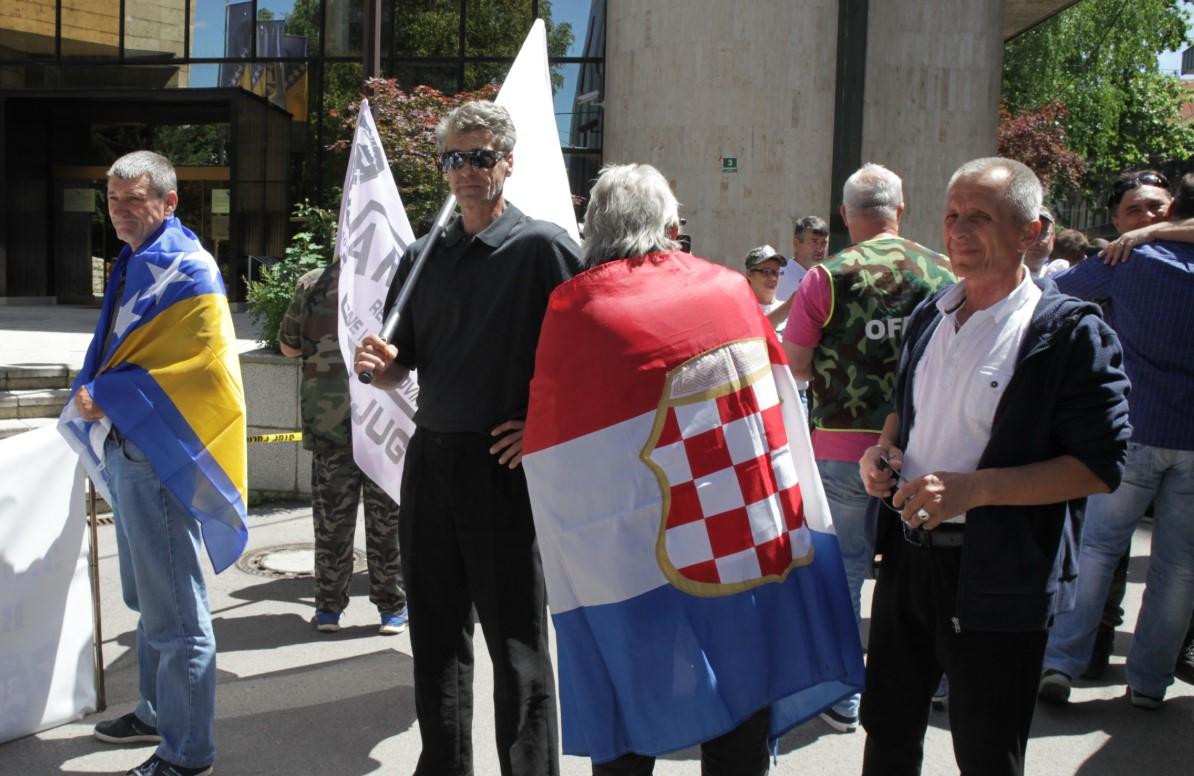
[399,428,559,776]
[591,708,771,776]
[860,537,1047,776]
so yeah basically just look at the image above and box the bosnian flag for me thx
[59,216,248,573]
[523,251,863,761]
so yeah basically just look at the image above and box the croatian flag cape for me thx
[523,251,864,762]
[59,216,248,573]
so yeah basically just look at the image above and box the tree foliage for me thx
[245,200,338,349]
[997,101,1086,193]
[328,77,499,227]
[1002,0,1194,184]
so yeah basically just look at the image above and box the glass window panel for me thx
[61,0,121,58]
[322,61,364,117]
[463,60,511,92]
[125,0,186,60]
[392,0,460,58]
[553,61,602,150]
[0,2,56,59]
[389,62,461,94]
[193,0,318,61]
[464,0,532,57]
[541,0,603,58]
[325,0,363,57]
[192,0,250,58]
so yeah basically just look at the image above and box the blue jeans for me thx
[817,458,876,720]
[1044,442,1194,698]
[105,432,216,768]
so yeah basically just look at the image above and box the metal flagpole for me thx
[358,193,457,383]
[87,478,107,712]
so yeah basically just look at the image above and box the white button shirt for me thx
[902,270,1042,524]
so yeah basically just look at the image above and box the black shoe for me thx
[93,713,162,745]
[127,754,213,776]
[1038,669,1072,704]
[1081,626,1114,680]
[1174,635,1194,685]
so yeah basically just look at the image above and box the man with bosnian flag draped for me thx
[522,164,864,772]
[59,151,245,776]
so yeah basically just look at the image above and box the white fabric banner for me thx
[497,19,582,243]
[336,100,420,505]
[0,425,96,744]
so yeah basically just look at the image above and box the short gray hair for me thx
[436,101,517,153]
[842,163,903,218]
[107,150,177,197]
[582,164,681,266]
[947,157,1042,225]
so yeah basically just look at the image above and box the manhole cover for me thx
[236,543,366,578]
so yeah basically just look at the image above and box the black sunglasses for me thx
[877,455,909,514]
[1106,172,1170,210]
[440,148,506,172]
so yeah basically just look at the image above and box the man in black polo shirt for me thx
[354,101,582,776]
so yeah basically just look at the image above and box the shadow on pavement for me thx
[1,650,416,776]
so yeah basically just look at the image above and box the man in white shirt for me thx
[770,215,829,322]
[744,244,789,332]
[856,157,1130,776]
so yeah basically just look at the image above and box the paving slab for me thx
[1,503,1191,775]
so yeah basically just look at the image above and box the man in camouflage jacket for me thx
[279,260,408,635]
[783,163,955,732]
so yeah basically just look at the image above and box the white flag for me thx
[336,99,418,504]
[497,19,581,243]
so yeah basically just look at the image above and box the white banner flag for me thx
[497,19,581,243]
[336,100,419,504]
[337,21,578,500]
[0,425,96,744]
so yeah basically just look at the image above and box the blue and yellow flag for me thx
[59,216,248,573]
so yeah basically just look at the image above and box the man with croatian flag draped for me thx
[60,151,247,776]
[522,163,864,774]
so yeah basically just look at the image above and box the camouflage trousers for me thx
[311,448,406,615]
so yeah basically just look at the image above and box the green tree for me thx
[1002,0,1194,185]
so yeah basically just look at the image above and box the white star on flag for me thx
[143,253,189,303]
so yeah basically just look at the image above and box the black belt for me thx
[902,523,965,549]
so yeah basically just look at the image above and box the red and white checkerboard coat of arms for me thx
[642,338,813,596]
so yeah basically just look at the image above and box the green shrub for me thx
[245,200,338,350]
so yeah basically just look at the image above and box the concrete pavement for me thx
[2,305,1192,774]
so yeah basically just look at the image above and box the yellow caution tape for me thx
[246,431,303,444]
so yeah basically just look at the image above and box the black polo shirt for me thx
[385,203,582,433]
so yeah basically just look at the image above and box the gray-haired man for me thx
[354,101,582,776]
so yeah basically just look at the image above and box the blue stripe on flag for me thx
[552,530,864,763]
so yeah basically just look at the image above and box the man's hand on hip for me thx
[490,419,526,469]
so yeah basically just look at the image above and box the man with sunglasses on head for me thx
[857,157,1130,776]
[354,101,582,776]
[1039,173,1194,708]
[1061,169,1194,682]
[782,163,954,734]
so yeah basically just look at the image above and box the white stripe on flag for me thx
[523,410,668,614]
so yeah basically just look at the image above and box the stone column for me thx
[860,0,1006,253]
[604,0,839,266]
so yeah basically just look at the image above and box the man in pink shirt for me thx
[783,163,955,733]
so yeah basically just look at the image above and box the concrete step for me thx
[0,387,71,420]
[0,363,74,390]
[0,416,57,440]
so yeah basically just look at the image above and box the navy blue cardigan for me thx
[881,278,1131,631]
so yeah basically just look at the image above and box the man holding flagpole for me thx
[354,101,581,776]
[62,150,248,776]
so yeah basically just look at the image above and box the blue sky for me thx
[1157,1,1194,77]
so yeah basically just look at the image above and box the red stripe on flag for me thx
[524,252,785,453]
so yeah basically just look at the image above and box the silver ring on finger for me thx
[916,508,930,522]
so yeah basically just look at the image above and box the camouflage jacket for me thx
[278,262,351,451]
[808,236,955,432]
